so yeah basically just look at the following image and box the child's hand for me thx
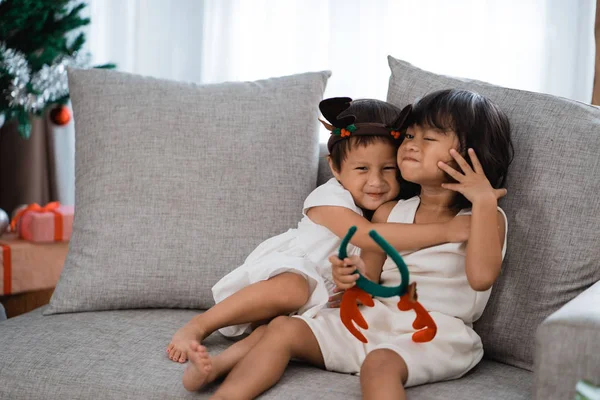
[438,148,507,205]
[446,215,471,243]
[329,254,366,291]
[327,288,344,308]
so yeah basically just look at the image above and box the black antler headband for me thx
[319,97,412,153]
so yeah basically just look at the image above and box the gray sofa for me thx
[0,59,598,399]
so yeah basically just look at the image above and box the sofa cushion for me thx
[46,68,330,314]
[0,308,531,399]
[386,56,600,370]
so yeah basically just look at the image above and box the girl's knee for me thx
[361,349,408,382]
[267,316,323,366]
[259,316,301,350]
[267,315,297,334]
[270,273,310,309]
[266,316,312,343]
[250,324,267,337]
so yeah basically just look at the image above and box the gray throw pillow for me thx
[46,68,330,314]
[386,56,600,370]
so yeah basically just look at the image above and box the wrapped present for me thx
[10,202,74,243]
[0,233,69,296]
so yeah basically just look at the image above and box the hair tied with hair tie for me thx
[390,130,401,139]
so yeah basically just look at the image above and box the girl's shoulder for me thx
[397,196,420,205]
[302,178,362,216]
[392,195,421,212]
[385,196,421,223]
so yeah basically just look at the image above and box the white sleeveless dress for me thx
[296,196,508,387]
[212,178,362,337]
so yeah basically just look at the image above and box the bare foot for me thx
[166,316,208,363]
[182,341,213,392]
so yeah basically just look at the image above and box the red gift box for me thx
[10,202,74,243]
[0,233,69,295]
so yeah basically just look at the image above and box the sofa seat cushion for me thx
[0,308,530,399]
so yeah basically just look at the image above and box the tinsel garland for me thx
[0,42,90,133]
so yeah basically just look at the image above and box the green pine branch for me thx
[1,0,90,71]
[0,0,115,138]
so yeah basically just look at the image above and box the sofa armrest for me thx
[534,281,600,400]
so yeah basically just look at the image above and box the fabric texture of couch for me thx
[46,68,330,314]
[386,55,600,371]
[0,59,598,400]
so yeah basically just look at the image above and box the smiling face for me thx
[398,124,461,186]
[329,140,400,211]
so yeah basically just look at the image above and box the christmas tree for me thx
[0,0,114,138]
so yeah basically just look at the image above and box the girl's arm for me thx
[465,197,506,291]
[360,250,388,283]
[438,148,508,292]
[360,203,394,282]
[307,202,470,252]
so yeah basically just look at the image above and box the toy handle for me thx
[338,226,356,260]
[338,226,409,298]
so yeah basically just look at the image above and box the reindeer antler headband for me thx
[319,97,412,153]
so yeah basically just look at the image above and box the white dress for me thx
[296,196,508,387]
[212,178,362,337]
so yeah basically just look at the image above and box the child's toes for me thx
[202,362,212,373]
[199,355,211,368]
[172,349,181,361]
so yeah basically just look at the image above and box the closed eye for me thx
[355,167,368,171]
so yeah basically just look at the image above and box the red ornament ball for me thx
[50,105,71,126]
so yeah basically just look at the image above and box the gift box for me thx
[0,233,69,296]
[11,202,74,243]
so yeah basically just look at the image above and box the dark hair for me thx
[400,89,514,209]
[328,99,404,172]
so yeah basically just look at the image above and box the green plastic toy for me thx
[338,226,409,298]
[337,226,438,344]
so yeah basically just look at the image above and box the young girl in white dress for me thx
[167,97,472,363]
[181,89,514,400]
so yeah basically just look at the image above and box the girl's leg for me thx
[183,325,268,392]
[210,316,324,400]
[168,272,309,362]
[360,349,409,400]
